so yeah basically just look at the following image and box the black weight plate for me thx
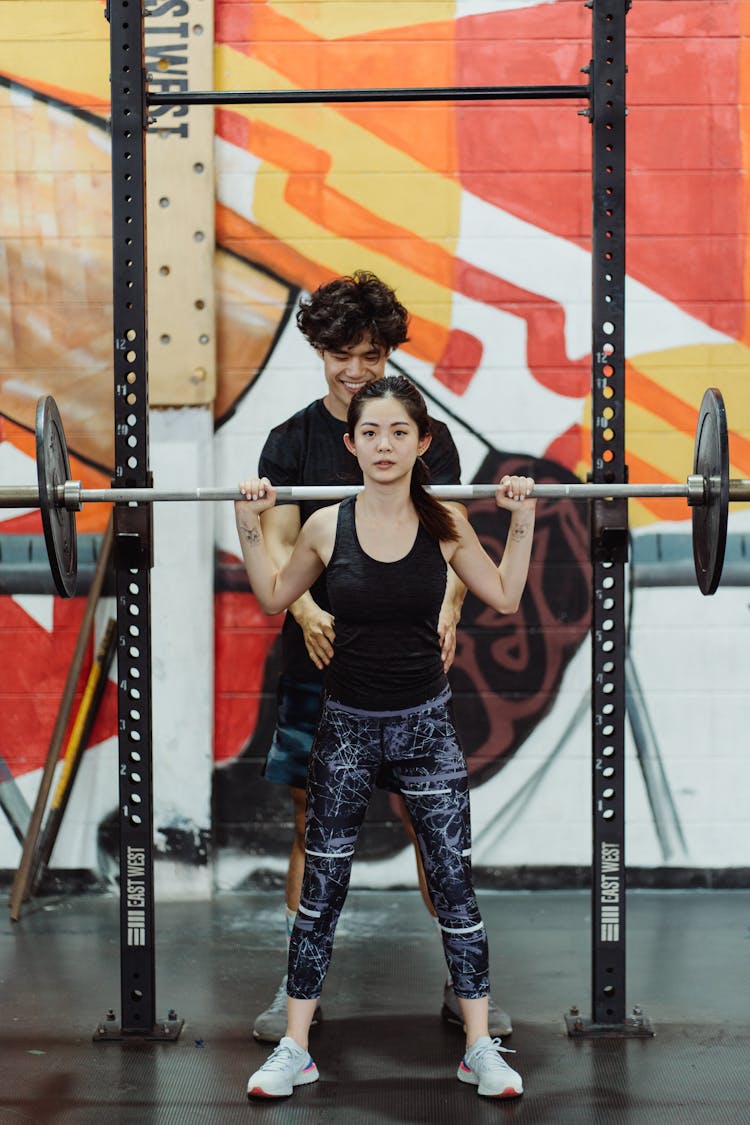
[35,396,77,597]
[692,387,728,596]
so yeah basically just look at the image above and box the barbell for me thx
[0,388,740,599]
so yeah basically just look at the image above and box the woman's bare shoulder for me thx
[301,503,340,541]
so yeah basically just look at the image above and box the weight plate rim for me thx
[691,387,728,596]
[36,395,77,598]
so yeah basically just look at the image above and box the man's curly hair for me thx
[296,270,409,353]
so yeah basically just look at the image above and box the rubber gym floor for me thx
[1,887,748,1124]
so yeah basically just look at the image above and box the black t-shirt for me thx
[258,397,461,682]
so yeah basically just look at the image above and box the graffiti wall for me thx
[1,1,749,893]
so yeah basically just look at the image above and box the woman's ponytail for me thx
[410,455,459,543]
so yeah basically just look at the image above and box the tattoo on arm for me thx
[242,526,262,546]
[510,523,529,541]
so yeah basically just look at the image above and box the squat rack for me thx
[101,0,647,1040]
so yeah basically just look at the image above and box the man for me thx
[252,270,512,1042]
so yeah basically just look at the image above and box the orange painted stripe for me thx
[216,108,456,316]
[217,110,333,174]
[2,72,108,113]
[621,447,693,523]
[216,2,458,173]
[578,425,688,523]
[217,200,338,294]
[216,104,587,385]
[330,21,457,172]
[1,417,111,534]
[216,202,449,363]
[217,2,455,83]
[217,101,457,298]
[282,176,455,290]
[626,361,750,473]
[624,362,699,437]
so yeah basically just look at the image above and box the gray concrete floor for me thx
[1,888,749,1123]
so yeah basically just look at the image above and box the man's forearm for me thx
[443,502,468,620]
[286,589,320,625]
[443,566,467,620]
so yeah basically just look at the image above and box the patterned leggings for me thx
[287,689,489,1000]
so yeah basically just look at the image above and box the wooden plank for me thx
[146,0,216,406]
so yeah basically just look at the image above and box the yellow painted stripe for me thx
[215,49,461,242]
[623,400,698,481]
[0,43,109,100]
[267,1,457,38]
[249,160,452,326]
[0,1,107,42]
[630,342,750,455]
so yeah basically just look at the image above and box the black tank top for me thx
[325,496,448,710]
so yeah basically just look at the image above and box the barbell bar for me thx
[8,481,710,506]
[4,480,742,505]
[0,388,737,599]
[146,84,590,107]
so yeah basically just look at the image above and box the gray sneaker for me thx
[441,982,513,1038]
[253,975,323,1043]
[458,1035,523,1098]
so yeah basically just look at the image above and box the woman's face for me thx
[344,395,431,482]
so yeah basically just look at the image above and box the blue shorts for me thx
[262,676,401,793]
[262,677,321,790]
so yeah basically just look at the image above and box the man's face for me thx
[319,334,390,419]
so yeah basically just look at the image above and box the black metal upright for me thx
[96,0,181,1042]
[566,0,652,1037]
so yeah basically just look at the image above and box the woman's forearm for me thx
[497,509,536,612]
[235,511,287,614]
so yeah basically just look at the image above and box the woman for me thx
[235,375,536,1101]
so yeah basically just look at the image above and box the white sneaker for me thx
[458,1036,523,1098]
[246,1036,319,1098]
